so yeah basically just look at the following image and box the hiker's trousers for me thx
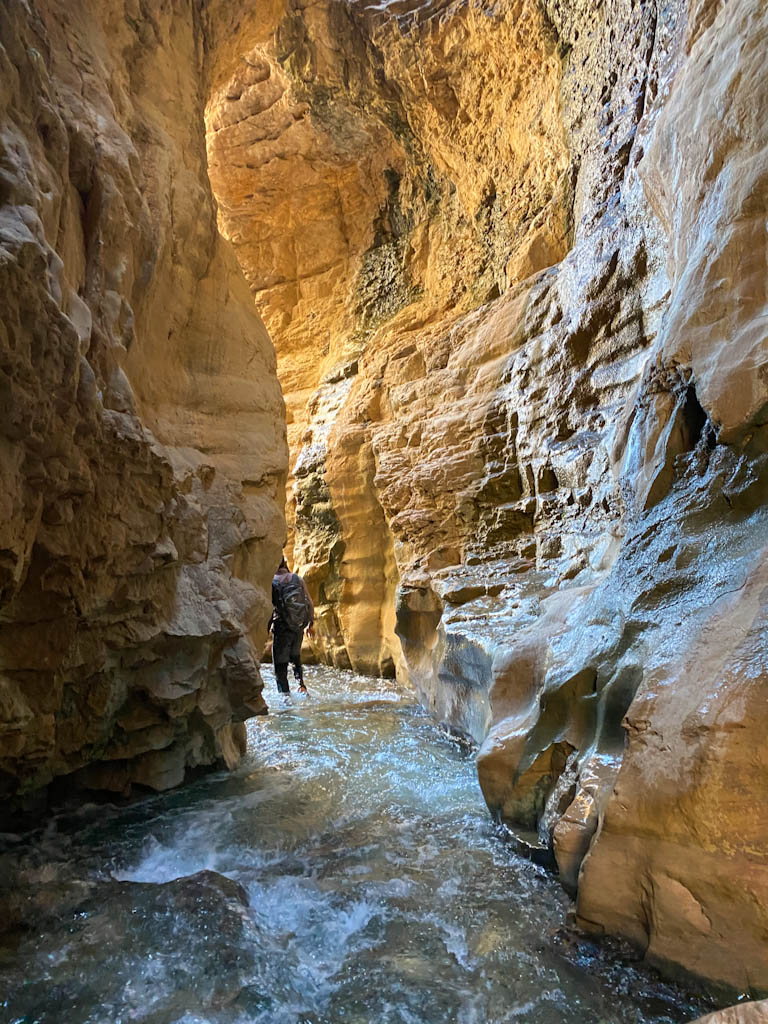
[272,627,304,692]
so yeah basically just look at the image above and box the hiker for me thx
[269,557,314,694]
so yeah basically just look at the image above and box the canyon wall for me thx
[2,0,766,996]
[206,0,768,993]
[0,0,287,806]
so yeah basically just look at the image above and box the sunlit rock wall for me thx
[206,0,768,991]
[0,0,287,806]
[206,0,571,675]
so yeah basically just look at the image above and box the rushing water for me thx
[0,666,713,1024]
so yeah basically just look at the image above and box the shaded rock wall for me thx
[0,0,287,804]
[204,0,768,992]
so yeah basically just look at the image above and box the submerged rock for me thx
[1,867,255,1017]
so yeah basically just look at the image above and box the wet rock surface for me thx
[1,867,254,1018]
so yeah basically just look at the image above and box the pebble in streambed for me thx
[0,665,715,1024]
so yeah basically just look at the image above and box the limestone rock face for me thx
[0,0,287,803]
[693,1004,768,1024]
[204,0,768,991]
[205,0,571,675]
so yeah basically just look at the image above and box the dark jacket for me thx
[270,570,314,633]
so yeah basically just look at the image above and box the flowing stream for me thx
[0,666,713,1024]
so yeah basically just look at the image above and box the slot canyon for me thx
[1,0,767,1019]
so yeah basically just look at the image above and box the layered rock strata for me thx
[0,0,287,804]
[205,0,571,673]
[206,0,768,992]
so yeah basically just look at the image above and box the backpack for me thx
[272,573,311,631]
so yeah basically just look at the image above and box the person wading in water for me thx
[269,557,314,694]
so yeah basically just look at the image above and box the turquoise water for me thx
[0,666,711,1024]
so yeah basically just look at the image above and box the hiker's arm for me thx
[302,579,315,632]
[269,580,279,633]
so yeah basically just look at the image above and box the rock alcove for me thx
[1,0,768,998]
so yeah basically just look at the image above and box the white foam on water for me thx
[240,872,382,1015]
[507,1000,540,1017]
[411,910,473,970]
[111,832,226,883]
